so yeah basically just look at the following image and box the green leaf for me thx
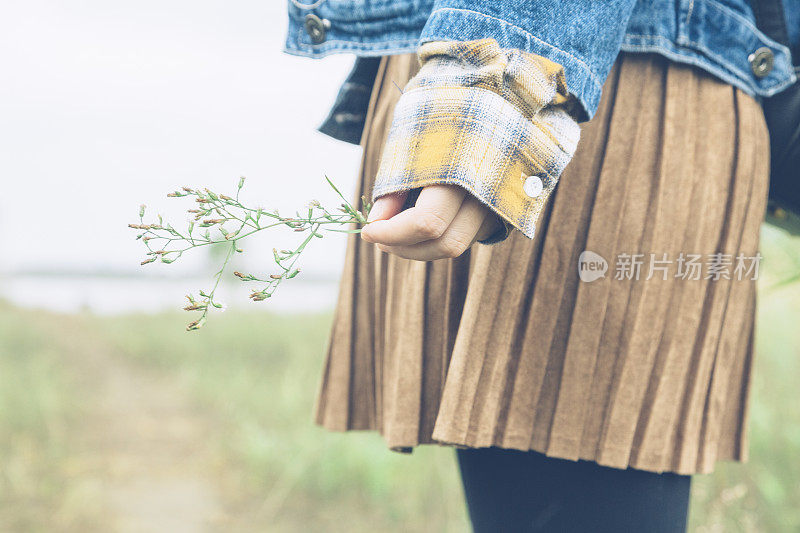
[325,175,352,208]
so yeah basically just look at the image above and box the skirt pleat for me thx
[314,52,770,475]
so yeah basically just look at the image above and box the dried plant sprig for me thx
[130,176,371,331]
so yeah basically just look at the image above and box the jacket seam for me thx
[292,27,420,50]
[693,0,770,36]
[426,7,604,94]
[623,31,795,91]
[684,37,789,89]
[289,0,328,9]
[619,40,797,95]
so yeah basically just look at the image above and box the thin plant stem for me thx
[130,177,372,331]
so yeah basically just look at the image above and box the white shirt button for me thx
[523,175,544,198]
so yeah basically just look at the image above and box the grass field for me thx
[1,226,799,531]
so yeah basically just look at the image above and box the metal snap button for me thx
[523,175,544,198]
[304,14,330,44]
[748,47,774,78]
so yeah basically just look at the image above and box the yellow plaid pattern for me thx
[372,38,581,243]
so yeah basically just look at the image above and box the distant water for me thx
[0,274,338,315]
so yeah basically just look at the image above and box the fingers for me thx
[366,191,408,223]
[361,184,467,245]
[376,195,487,261]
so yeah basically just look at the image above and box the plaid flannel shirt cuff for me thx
[371,39,581,244]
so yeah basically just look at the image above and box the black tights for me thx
[456,447,691,533]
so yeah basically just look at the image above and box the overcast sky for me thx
[0,0,362,278]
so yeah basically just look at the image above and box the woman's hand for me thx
[360,184,501,261]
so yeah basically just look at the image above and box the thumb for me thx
[366,191,408,223]
[362,191,408,243]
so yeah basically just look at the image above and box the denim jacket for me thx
[285,0,799,244]
[285,0,798,124]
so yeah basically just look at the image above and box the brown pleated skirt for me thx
[315,52,770,475]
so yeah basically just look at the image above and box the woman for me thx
[285,1,798,531]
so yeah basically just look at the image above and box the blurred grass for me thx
[0,305,102,531]
[0,224,799,531]
[95,310,468,532]
[688,226,800,532]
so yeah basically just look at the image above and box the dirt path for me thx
[59,318,235,532]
